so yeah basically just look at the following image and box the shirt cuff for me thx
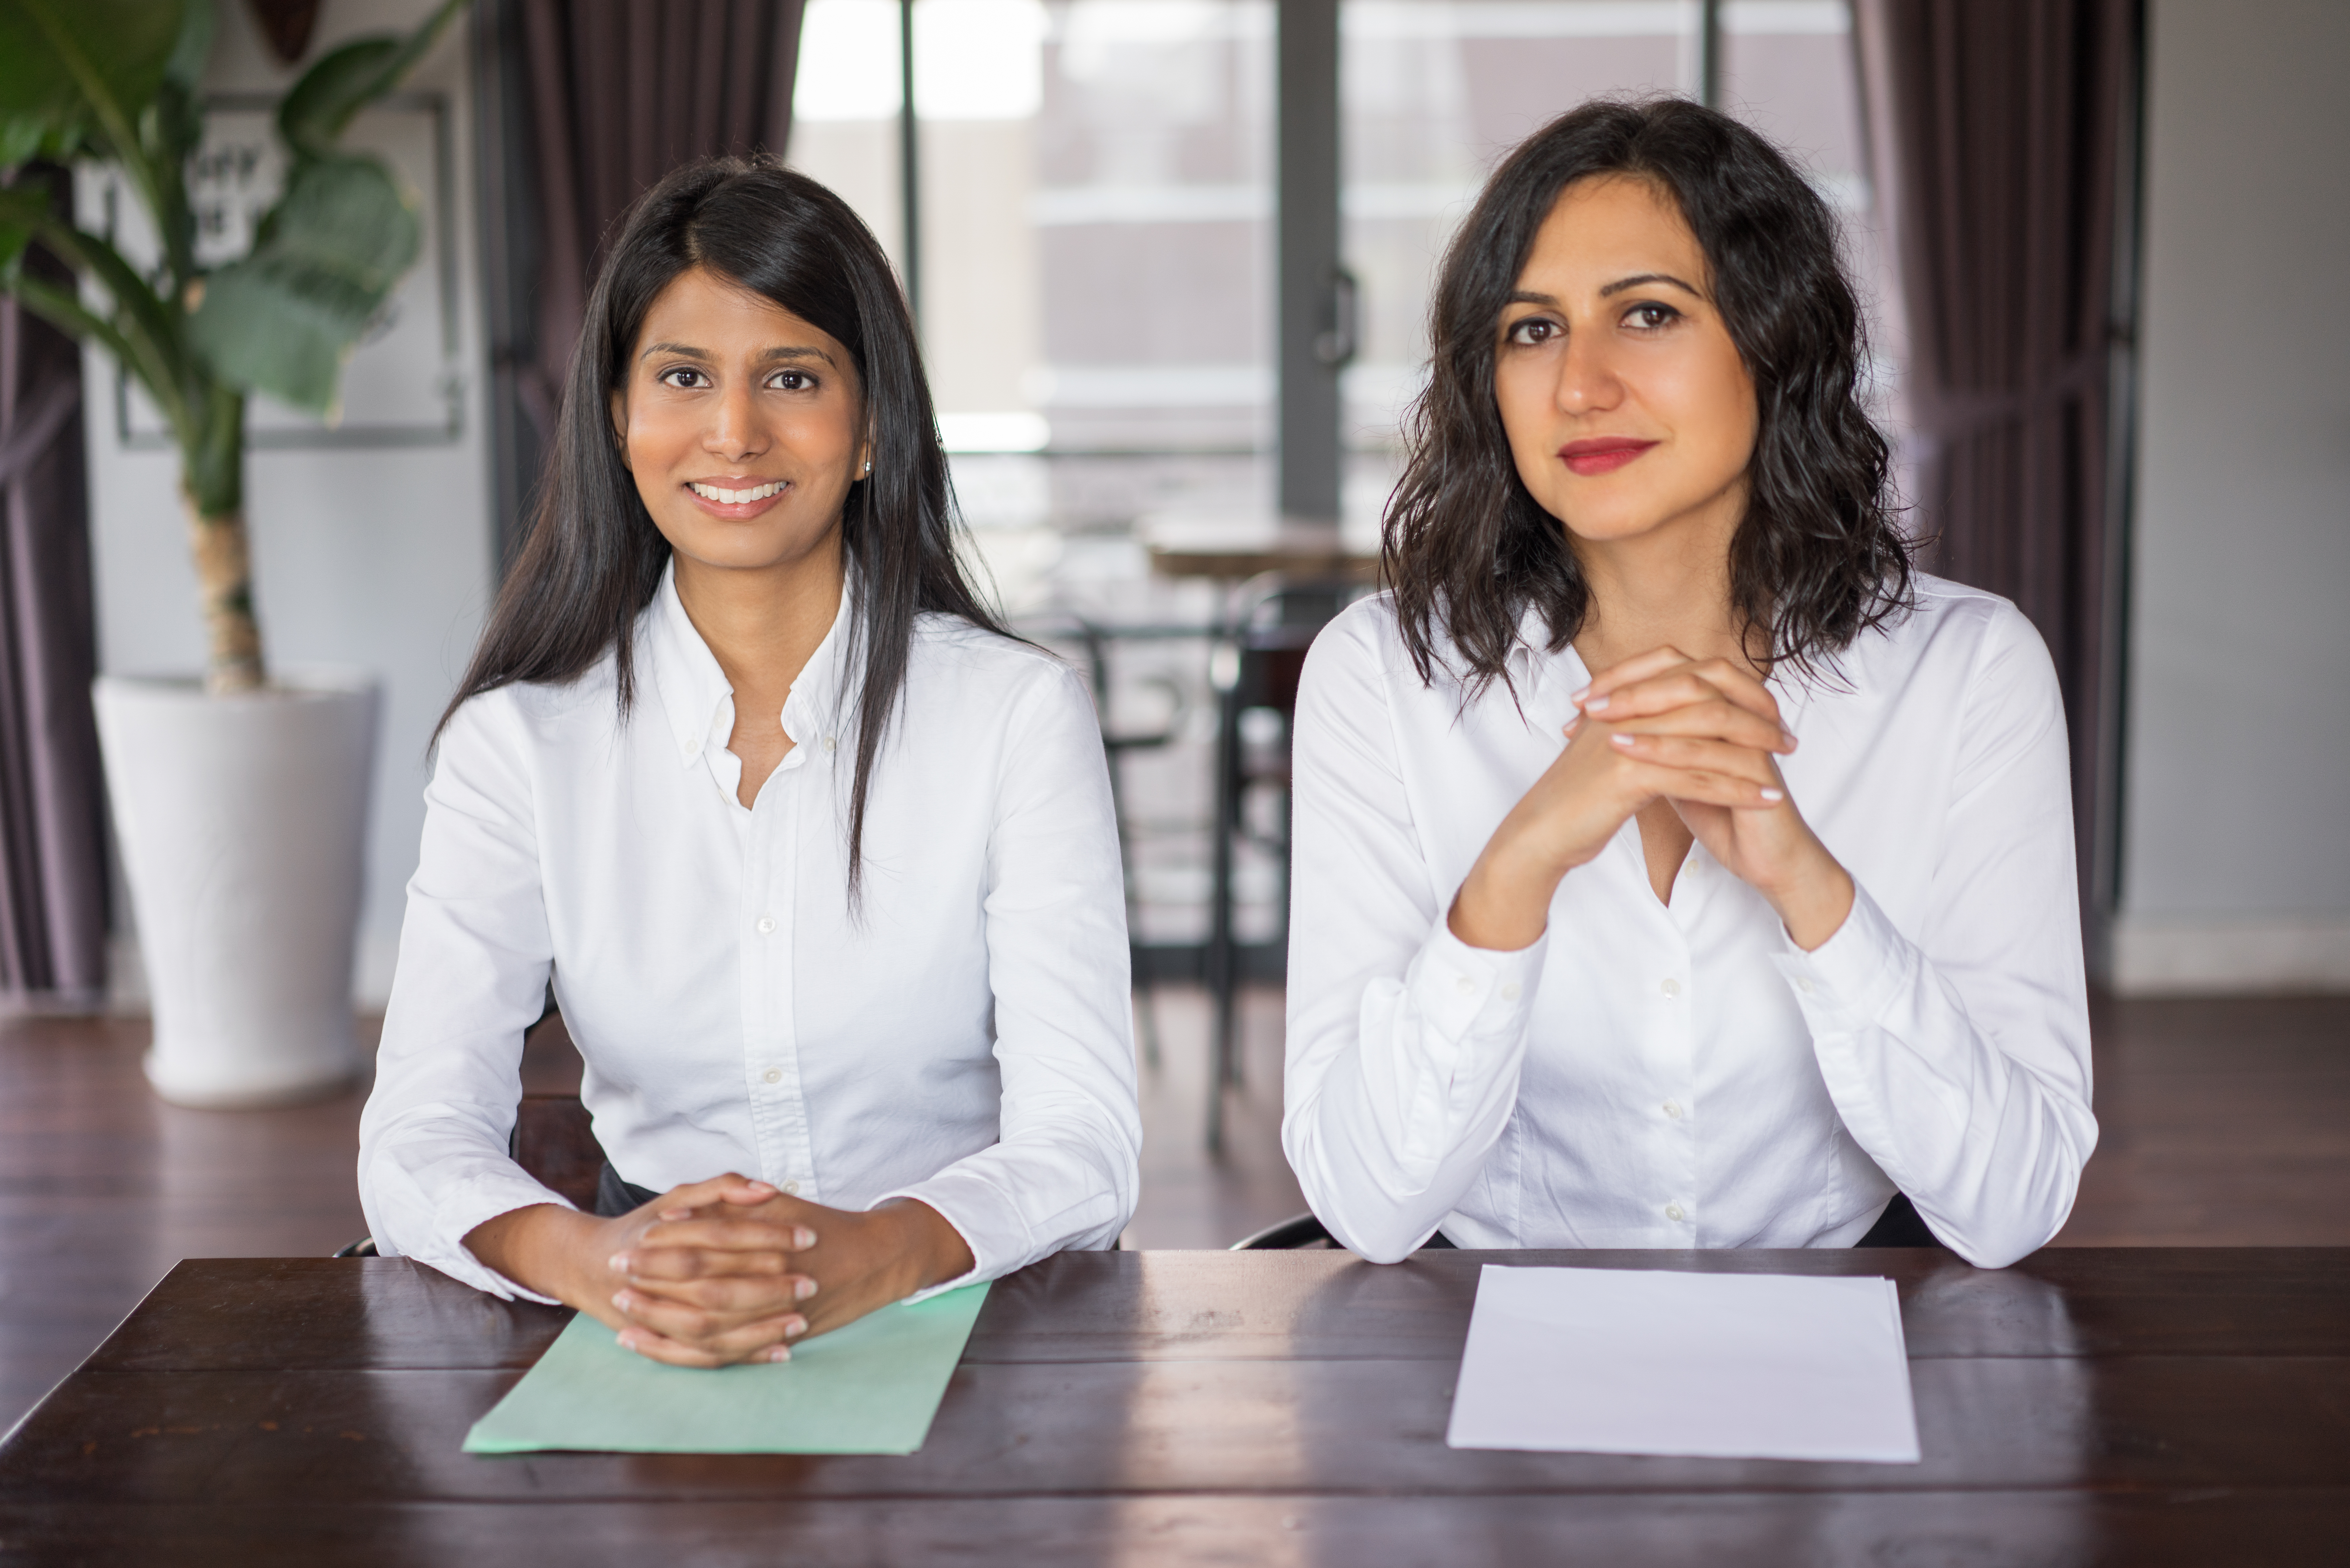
[1406,916,1546,1042]
[427,1171,578,1305]
[1770,881,1911,1032]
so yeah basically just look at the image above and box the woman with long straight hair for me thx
[1284,99,2094,1269]
[359,157,1139,1365]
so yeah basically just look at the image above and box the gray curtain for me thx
[475,0,807,566]
[0,189,107,1009]
[1856,0,2139,904]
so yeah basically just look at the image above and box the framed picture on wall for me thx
[84,91,462,450]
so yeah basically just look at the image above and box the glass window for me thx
[1342,1,1889,513]
[787,1,1889,953]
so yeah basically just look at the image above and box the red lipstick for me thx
[1558,438,1658,477]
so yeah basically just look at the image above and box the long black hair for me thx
[1385,97,1910,692]
[440,155,1006,892]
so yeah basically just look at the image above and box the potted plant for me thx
[0,0,465,1103]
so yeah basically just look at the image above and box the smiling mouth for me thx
[688,480,787,505]
[1558,439,1658,477]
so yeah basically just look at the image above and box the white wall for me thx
[2114,0,2350,991]
[84,0,493,1010]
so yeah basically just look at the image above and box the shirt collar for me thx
[1503,602,1589,702]
[644,560,858,769]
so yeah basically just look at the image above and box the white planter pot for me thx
[93,669,380,1107]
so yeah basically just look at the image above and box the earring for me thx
[862,458,872,475]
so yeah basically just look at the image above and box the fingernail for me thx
[1569,684,1591,702]
[617,1330,639,1352]
[783,1317,808,1338]
[794,1228,818,1249]
[1609,733,1635,748]
[1780,728,1799,750]
[611,1291,633,1311]
[1761,787,1785,802]
[742,1180,776,1195]
[1583,694,1609,712]
[794,1278,819,1301]
[608,1253,631,1274]
[767,1346,792,1363]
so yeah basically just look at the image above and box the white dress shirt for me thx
[359,566,1141,1301]
[1284,574,2095,1270]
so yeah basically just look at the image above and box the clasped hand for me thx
[569,1177,971,1368]
[1451,645,1854,951]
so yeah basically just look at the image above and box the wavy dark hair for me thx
[439,155,1005,892]
[1386,97,1910,692]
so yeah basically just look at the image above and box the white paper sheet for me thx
[1445,1265,1922,1462]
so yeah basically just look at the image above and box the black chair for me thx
[1061,615,1192,1071]
[1230,1211,1337,1249]
[1204,572,1373,1150]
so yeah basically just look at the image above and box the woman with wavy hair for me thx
[1283,99,2093,1270]
[359,157,1138,1364]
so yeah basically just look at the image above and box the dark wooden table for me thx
[3,1249,2345,1564]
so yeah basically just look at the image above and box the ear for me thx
[608,390,632,471]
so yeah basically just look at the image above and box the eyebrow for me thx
[638,341,837,366]
[1505,273,1707,307]
[1600,272,1703,299]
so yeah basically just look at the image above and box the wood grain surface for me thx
[4,1248,2346,1565]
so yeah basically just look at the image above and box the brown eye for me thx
[1508,318,1559,346]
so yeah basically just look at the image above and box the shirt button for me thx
[781,1179,801,1196]
[1500,982,1520,1002]
[1659,977,1680,998]
[1663,1100,1684,1120]
[755,915,776,935]
[1665,1202,1686,1222]
[1797,976,1815,995]
[761,1067,781,1085]
[1456,975,1476,996]
[823,735,837,754]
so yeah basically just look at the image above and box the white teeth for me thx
[689,481,784,504]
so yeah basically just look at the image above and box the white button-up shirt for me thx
[1284,575,2095,1269]
[359,567,1141,1300]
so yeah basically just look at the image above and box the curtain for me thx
[477,0,807,560]
[0,186,107,1009]
[1855,0,2139,902]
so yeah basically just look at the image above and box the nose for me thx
[703,377,769,462]
[1555,321,1625,415]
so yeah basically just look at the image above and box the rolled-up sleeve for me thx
[878,663,1142,1283]
[357,692,569,1302]
[1774,603,2097,1268]
[1282,619,1543,1264]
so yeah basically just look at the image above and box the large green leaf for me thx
[188,153,419,413]
[278,0,466,158]
[0,0,185,159]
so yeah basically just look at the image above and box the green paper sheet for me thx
[462,1282,990,1455]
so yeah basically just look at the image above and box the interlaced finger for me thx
[1577,646,1785,732]
[616,1310,810,1368]
[634,1214,819,1255]
[1597,696,1789,752]
[1572,645,1692,704]
[1584,666,1783,731]
[1616,757,1784,809]
[614,1283,812,1343]
[1609,733,1785,794]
